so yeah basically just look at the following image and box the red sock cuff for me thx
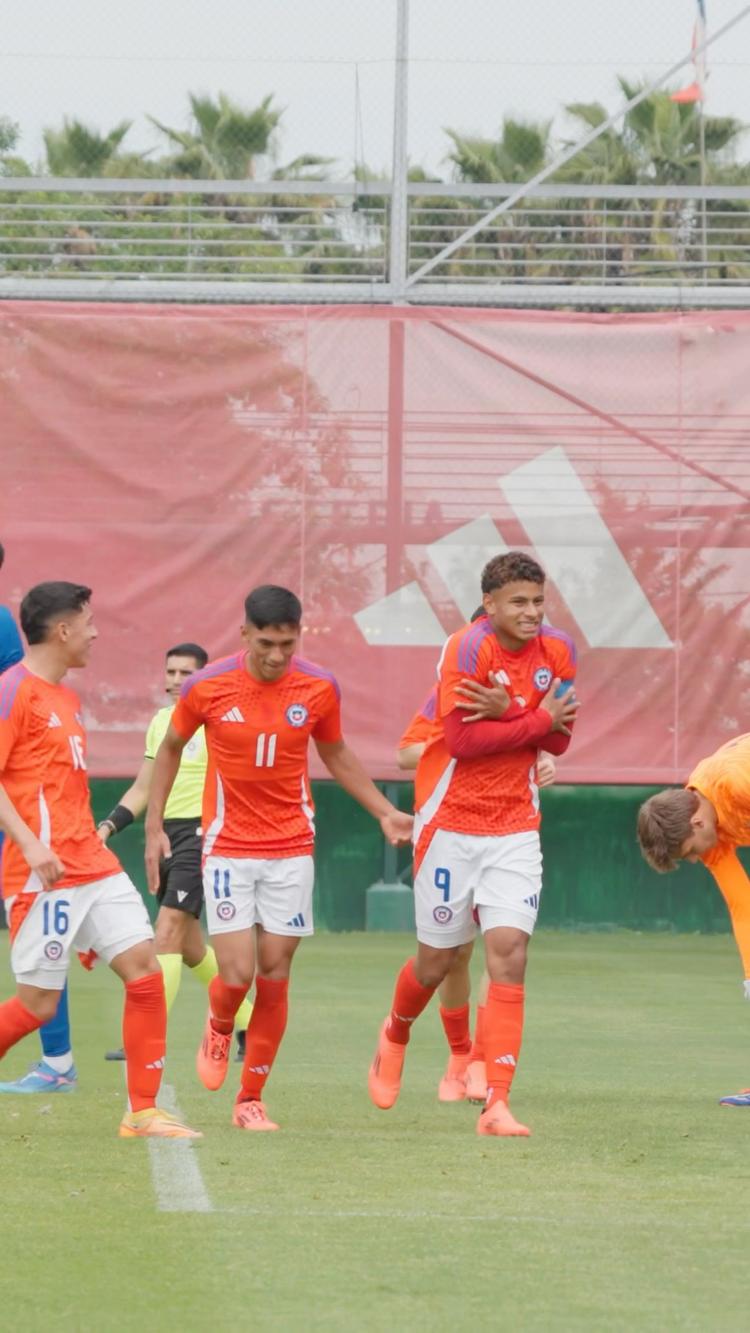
[487,982,524,1005]
[125,972,165,1006]
[255,976,289,1006]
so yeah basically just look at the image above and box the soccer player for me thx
[398,679,557,1104]
[98,642,253,1062]
[145,584,413,1132]
[0,545,77,1094]
[0,581,199,1138]
[637,734,750,1106]
[369,551,579,1137]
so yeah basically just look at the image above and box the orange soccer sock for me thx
[208,975,249,1035]
[0,996,44,1058]
[439,1003,472,1055]
[239,976,289,1101]
[386,958,436,1045]
[123,972,167,1114]
[469,1003,486,1063]
[484,982,525,1108]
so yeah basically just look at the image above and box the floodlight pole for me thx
[389,0,410,301]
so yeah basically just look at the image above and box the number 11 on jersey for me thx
[255,733,277,767]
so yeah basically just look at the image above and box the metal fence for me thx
[1,178,750,306]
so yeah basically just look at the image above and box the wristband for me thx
[99,804,134,836]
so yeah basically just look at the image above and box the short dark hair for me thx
[470,605,486,622]
[244,585,302,630]
[481,551,545,594]
[20,582,92,645]
[166,642,208,668]
[637,789,700,873]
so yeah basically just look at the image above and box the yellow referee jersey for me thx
[144,705,207,820]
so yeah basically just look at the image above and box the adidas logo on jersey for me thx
[47,713,62,728]
[286,914,306,929]
[221,707,245,723]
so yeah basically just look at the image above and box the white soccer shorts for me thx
[413,829,543,948]
[9,872,154,990]
[203,855,315,937]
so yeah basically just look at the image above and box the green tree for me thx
[42,118,134,176]
[149,92,282,180]
[445,116,551,184]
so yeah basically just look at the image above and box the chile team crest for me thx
[285,703,309,728]
[533,666,553,691]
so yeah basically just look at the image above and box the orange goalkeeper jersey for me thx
[688,734,750,978]
[170,651,342,859]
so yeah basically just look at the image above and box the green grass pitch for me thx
[1,929,749,1332]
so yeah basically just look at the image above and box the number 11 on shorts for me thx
[434,868,451,902]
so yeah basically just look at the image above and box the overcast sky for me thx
[3,0,750,177]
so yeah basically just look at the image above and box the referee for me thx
[99,641,252,1059]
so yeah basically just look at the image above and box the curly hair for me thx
[481,551,545,594]
[636,789,700,872]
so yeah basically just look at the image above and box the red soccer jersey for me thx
[0,664,120,899]
[414,618,576,839]
[398,686,440,751]
[170,652,343,859]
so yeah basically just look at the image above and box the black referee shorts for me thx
[157,818,203,918]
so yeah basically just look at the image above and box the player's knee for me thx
[415,945,457,989]
[111,939,160,983]
[484,929,529,984]
[154,908,189,954]
[27,989,62,1024]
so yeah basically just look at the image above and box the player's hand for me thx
[97,822,111,843]
[22,838,65,890]
[537,753,556,788]
[380,808,413,846]
[145,828,171,895]
[541,678,580,735]
[455,675,511,723]
[743,979,750,1001]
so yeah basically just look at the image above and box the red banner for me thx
[2,301,748,782]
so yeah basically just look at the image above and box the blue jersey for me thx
[0,606,22,676]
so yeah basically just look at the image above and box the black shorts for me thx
[157,818,203,918]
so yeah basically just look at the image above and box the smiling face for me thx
[483,579,545,651]
[56,602,98,668]
[241,621,300,683]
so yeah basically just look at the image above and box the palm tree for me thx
[43,118,134,176]
[445,116,551,185]
[149,92,282,180]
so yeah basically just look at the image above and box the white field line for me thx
[146,1082,213,1214]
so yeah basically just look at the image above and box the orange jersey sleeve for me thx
[705,848,750,979]
[398,687,439,750]
[0,665,120,897]
[173,651,342,858]
[689,733,750,862]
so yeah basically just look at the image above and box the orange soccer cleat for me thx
[368,1019,406,1110]
[196,1011,231,1091]
[232,1098,279,1131]
[119,1107,202,1139]
[476,1098,530,1137]
[438,1052,471,1102]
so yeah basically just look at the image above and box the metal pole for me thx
[386,317,405,591]
[699,107,708,282]
[406,2,750,288]
[389,0,409,301]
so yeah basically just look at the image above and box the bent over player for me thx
[637,733,750,1106]
[145,584,412,1131]
[369,551,579,1137]
[0,582,199,1138]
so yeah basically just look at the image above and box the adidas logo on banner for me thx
[286,913,305,928]
[221,707,244,723]
[47,713,62,728]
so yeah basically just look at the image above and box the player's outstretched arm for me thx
[707,849,750,993]
[315,739,413,846]
[0,782,65,888]
[144,725,187,894]
[98,757,154,842]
